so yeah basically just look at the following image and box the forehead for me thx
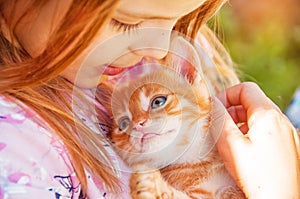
[115,0,206,19]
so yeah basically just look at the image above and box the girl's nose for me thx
[132,47,169,60]
[129,27,172,60]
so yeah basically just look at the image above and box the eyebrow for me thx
[116,9,177,20]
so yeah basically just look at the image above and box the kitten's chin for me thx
[135,130,178,154]
[119,137,189,169]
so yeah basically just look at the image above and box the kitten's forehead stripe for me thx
[140,89,150,111]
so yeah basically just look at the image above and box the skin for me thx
[3,0,205,88]
[211,82,300,199]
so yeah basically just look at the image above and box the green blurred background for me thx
[211,0,300,110]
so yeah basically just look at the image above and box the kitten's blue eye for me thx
[151,96,167,109]
[118,116,130,131]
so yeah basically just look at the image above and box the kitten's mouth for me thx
[141,133,159,144]
[139,129,175,146]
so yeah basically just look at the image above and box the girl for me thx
[0,0,298,198]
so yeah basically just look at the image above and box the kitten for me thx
[96,36,245,199]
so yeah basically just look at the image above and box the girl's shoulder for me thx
[0,95,85,198]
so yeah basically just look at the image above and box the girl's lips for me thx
[102,65,126,76]
[101,59,146,76]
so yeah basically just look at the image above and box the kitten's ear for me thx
[166,35,203,84]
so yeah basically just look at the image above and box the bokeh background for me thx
[211,0,300,110]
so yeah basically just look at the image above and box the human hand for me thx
[211,82,300,199]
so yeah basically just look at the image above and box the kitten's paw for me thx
[130,165,174,199]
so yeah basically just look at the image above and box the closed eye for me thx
[110,19,141,33]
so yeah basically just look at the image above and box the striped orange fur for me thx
[97,65,244,199]
[96,37,244,198]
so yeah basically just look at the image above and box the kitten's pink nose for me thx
[133,119,149,131]
[139,119,147,127]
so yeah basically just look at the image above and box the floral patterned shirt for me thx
[0,93,131,199]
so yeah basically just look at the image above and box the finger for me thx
[217,82,278,110]
[227,105,248,134]
[227,105,247,124]
[217,82,281,128]
[238,123,249,134]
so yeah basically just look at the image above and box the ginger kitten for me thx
[96,36,245,199]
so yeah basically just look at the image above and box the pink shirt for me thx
[0,94,131,199]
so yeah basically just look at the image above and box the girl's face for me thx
[8,0,206,88]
